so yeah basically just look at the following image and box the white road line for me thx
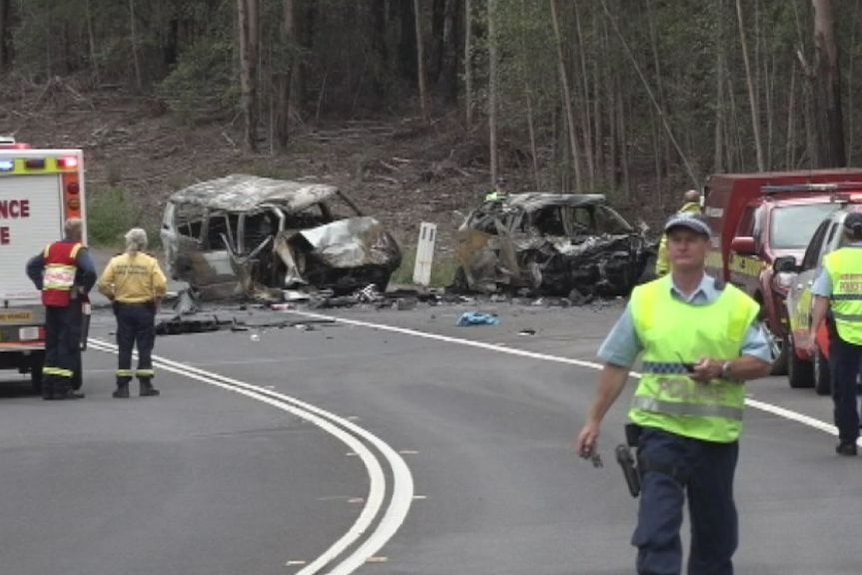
[87,338,414,575]
[284,310,848,443]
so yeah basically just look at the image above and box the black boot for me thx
[139,379,160,397]
[112,382,130,399]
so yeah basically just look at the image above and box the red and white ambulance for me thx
[0,138,87,392]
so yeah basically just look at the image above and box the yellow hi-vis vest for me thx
[628,277,759,443]
[824,247,862,345]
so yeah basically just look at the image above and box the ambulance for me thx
[0,138,87,392]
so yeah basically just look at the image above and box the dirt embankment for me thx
[1,81,667,254]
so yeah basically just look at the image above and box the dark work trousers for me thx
[43,302,82,398]
[115,302,156,385]
[829,335,862,444]
[633,427,739,575]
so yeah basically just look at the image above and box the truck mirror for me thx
[773,256,799,273]
[729,236,756,256]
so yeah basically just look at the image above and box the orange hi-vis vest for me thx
[42,241,82,307]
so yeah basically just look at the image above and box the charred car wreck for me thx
[454,193,652,298]
[161,175,402,300]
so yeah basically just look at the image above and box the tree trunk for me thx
[438,0,458,103]
[428,0,445,83]
[550,0,582,192]
[0,0,14,73]
[488,0,499,183]
[274,0,295,152]
[84,0,99,84]
[464,0,473,126]
[129,0,142,89]
[812,0,846,167]
[714,0,725,173]
[238,0,259,152]
[735,0,765,171]
[848,0,861,164]
[414,0,430,121]
[786,67,797,168]
[573,1,594,188]
[519,0,539,189]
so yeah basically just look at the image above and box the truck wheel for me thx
[813,347,831,396]
[29,351,45,394]
[787,335,814,389]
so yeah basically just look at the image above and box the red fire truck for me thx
[0,138,88,392]
[703,169,862,375]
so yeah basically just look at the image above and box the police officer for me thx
[808,211,862,456]
[576,213,772,575]
[25,217,97,400]
[484,176,508,203]
[655,189,702,277]
[97,228,167,398]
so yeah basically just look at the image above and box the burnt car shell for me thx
[454,193,650,296]
[161,174,401,300]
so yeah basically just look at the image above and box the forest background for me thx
[0,0,852,282]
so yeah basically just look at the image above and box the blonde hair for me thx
[124,228,148,253]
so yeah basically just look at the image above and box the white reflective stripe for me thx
[43,265,76,289]
[631,395,743,421]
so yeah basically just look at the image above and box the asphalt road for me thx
[0,298,860,575]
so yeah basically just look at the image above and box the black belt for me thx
[116,301,154,307]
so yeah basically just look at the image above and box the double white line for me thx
[87,338,414,575]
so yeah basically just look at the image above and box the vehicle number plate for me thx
[19,327,39,341]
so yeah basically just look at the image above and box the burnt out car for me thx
[160,175,401,300]
[454,193,652,297]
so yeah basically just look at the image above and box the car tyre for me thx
[813,346,831,396]
[786,335,814,389]
[762,321,788,376]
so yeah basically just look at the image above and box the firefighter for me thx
[25,217,96,400]
[808,211,862,456]
[98,228,167,398]
[484,176,508,203]
[576,213,772,574]
[655,189,702,277]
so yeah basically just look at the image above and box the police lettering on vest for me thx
[825,247,862,345]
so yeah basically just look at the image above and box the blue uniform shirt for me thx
[811,242,862,297]
[598,274,773,368]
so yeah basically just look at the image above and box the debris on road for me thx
[456,311,500,326]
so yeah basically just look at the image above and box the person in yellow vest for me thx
[655,189,702,277]
[484,176,508,203]
[808,211,862,456]
[98,228,167,398]
[576,212,772,574]
[25,218,96,400]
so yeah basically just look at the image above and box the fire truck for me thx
[703,169,862,375]
[0,138,87,392]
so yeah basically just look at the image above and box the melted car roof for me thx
[505,193,609,212]
[168,174,340,213]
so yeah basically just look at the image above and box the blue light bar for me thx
[0,159,14,172]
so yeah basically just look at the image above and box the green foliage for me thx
[157,36,237,120]
[86,185,140,247]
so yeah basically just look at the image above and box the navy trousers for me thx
[43,303,82,398]
[829,335,862,444]
[633,427,739,575]
[115,303,156,384]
